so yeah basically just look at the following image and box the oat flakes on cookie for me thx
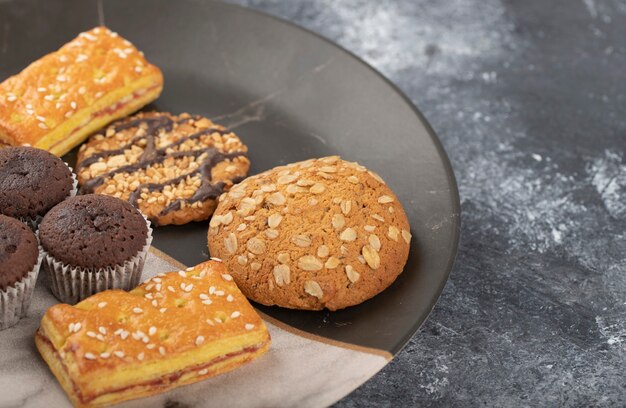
[75,112,250,226]
[207,156,412,311]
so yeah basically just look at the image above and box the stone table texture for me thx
[227,0,626,406]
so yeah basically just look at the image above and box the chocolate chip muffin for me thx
[75,112,250,226]
[207,156,412,311]
[0,215,41,329]
[39,194,152,304]
[0,146,75,227]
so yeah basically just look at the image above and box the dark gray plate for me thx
[0,0,460,355]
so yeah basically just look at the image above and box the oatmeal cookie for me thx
[207,156,411,311]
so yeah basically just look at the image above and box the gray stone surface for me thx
[226,0,626,406]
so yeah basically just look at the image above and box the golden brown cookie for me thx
[207,156,412,311]
[75,112,250,226]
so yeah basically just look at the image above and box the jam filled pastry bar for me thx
[0,26,163,156]
[35,260,270,408]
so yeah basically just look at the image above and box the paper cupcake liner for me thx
[0,247,43,330]
[19,163,78,231]
[42,216,153,304]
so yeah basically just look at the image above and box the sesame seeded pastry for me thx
[35,260,270,408]
[75,112,250,226]
[208,156,412,311]
[0,26,163,156]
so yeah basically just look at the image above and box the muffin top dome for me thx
[0,146,73,219]
[39,195,148,269]
[0,215,39,290]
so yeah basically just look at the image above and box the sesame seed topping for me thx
[202,299,212,305]
[184,283,194,292]
[69,322,82,333]
[167,286,175,293]
[231,311,241,319]
[159,308,167,313]
[195,336,205,346]
[100,352,110,359]
[245,324,255,330]
[86,331,96,338]
[78,86,86,94]
[37,87,46,92]
[70,101,77,109]
[146,344,155,349]
[151,299,158,307]
[137,352,145,361]
[152,277,162,283]
[156,284,162,291]
[221,274,233,281]
[76,54,88,62]
[44,94,53,101]
[159,347,166,356]
[98,327,107,335]
[149,326,157,336]
[36,115,46,122]
[178,271,187,278]
[210,257,223,262]
[113,351,125,358]
[64,111,73,118]
[199,368,209,375]
[120,331,129,340]
[79,32,97,41]
[215,290,225,296]
[98,302,107,308]
[206,319,215,326]
[226,294,234,302]
[6,94,16,102]
[209,286,216,294]
[133,307,143,314]
[84,352,96,360]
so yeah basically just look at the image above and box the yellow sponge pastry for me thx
[35,260,270,407]
[0,26,163,156]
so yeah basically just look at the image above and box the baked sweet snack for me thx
[0,215,42,329]
[0,26,163,156]
[35,260,270,408]
[207,156,412,311]
[75,112,250,226]
[0,146,76,227]
[39,195,152,304]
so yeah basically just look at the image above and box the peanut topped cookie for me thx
[75,112,250,226]
[207,156,412,311]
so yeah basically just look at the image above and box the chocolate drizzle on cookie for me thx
[77,113,247,225]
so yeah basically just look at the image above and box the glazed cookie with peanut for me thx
[207,156,411,311]
[75,112,250,226]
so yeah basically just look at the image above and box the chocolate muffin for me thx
[0,215,42,329]
[0,147,75,225]
[39,195,152,303]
